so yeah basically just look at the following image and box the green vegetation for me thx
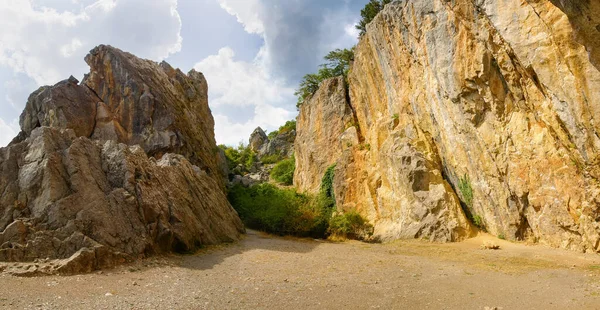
[457,174,485,229]
[355,0,392,37]
[228,183,331,237]
[295,48,354,108]
[219,143,256,173]
[458,174,473,207]
[260,154,282,165]
[320,164,337,208]
[270,156,296,185]
[328,211,374,240]
[473,215,483,229]
[268,120,297,139]
[228,164,371,240]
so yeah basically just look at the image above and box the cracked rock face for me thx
[294,77,473,242]
[0,127,244,275]
[2,45,244,274]
[325,0,600,250]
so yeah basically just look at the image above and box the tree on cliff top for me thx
[295,48,354,108]
[355,0,392,37]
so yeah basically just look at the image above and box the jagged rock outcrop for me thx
[19,45,224,186]
[0,127,244,274]
[1,45,244,274]
[295,0,600,250]
[249,127,268,153]
[20,76,99,138]
[249,127,295,159]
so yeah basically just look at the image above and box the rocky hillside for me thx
[294,0,600,251]
[0,45,244,274]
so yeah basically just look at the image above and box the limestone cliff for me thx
[295,0,600,250]
[1,45,244,274]
[294,77,355,194]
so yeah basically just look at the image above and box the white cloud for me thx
[194,47,294,108]
[216,0,361,82]
[0,118,19,147]
[214,104,293,146]
[194,46,295,145]
[217,0,263,35]
[0,0,183,147]
[0,0,182,85]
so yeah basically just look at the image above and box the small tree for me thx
[355,0,392,37]
[295,48,354,108]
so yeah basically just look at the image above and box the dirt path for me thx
[2,230,600,309]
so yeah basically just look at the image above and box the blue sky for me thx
[0,0,368,146]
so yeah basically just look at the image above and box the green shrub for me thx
[260,154,282,164]
[219,143,255,173]
[267,130,279,140]
[227,184,333,238]
[458,174,473,207]
[270,156,295,185]
[355,0,392,37]
[227,183,371,240]
[473,214,483,229]
[328,211,374,240]
[320,164,336,208]
[268,120,297,139]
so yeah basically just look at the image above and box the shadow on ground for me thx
[177,229,323,271]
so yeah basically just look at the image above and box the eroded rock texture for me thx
[249,127,295,159]
[1,45,244,273]
[0,128,243,274]
[300,0,600,250]
[294,77,356,193]
[20,45,223,185]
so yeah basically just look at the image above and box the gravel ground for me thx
[2,230,600,309]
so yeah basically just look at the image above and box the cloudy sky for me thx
[0,0,367,146]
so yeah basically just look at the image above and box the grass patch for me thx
[260,154,283,164]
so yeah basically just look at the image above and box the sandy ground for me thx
[2,230,600,309]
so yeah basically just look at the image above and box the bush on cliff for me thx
[295,48,354,107]
[270,156,295,185]
[268,120,297,139]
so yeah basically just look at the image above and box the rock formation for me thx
[295,0,600,251]
[249,127,269,153]
[0,45,244,274]
[249,127,295,159]
[20,45,224,187]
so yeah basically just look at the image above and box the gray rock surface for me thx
[249,127,268,153]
